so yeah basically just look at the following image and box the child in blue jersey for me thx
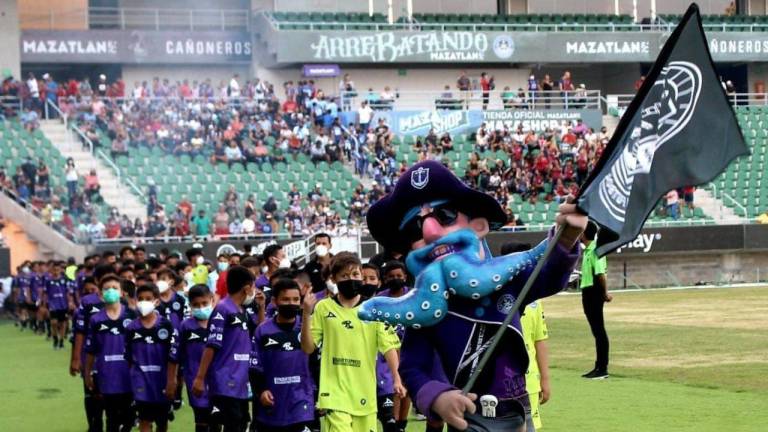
[251,278,316,432]
[126,283,175,432]
[168,284,216,432]
[84,275,137,432]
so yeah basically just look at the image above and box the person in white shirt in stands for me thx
[228,73,241,99]
[358,101,373,133]
[26,73,40,111]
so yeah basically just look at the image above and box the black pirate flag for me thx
[577,3,749,257]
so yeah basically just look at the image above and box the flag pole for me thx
[461,224,566,393]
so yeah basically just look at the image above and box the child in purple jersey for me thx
[13,262,32,330]
[193,266,256,432]
[43,261,71,350]
[156,269,187,330]
[379,261,413,432]
[84,275,137,432]
[69,276,105,432]
[240,257,268,330]
[168,285,216,432]
[126,283,175,432]
[29,261,46,334]
[156,268,188,411]
[251,278,315,432]
[361,263,398,432]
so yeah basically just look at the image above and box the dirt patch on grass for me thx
[615,352,768,369]
[544,288,768,331]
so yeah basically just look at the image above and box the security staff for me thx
[580,221,611,379]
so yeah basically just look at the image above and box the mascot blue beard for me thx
[359,228,548,328]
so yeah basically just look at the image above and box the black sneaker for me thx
[581,368,597,378]
[583,369,610,380]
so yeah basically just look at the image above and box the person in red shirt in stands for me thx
[66,78,79,97]
[535,152,549,175]
[562,128,577,146]
[511,143,523,163]
[480,72,492,110]
[105,216,121,238]
[179,79,192,98]
[576,148,589,184]
[178,196,193,218]
[282,98,297,113]
[563,159,575,182]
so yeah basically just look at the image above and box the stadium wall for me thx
[267,0,499,14]
[122,65,251,87]
[0,0,21,79]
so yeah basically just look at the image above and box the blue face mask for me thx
[192,305,213,320]
[102,288,121,304]
[217,262,229,272]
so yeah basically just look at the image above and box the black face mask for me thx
[337,279,362,299]
[359,283,378,299]
[383,279,407,292]
[277,304,301,320]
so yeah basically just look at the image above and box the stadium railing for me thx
[44,99,146,203]
[343,89,602,112]
[262,12,768,33]
[21,6,250,31]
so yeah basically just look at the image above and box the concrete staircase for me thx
[694,188,742,224]
[39,120,146,222]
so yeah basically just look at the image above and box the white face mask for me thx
[315,245,329,257]
[137,300,156,317]
[157,280,170,294]
[243,289,256,305]
[326,280,338,295]
[261,266,269,275]
[278,257,291,269]
[196,256,204,265]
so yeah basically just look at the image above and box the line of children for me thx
[10,244,557,432]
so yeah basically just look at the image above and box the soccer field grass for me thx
[0,287,766,431]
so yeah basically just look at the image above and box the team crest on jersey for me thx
[497,294,516,314]
[123,318,132,328]
[158,328,170,340]
[172,302,181,311]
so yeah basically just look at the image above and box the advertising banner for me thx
[302,64,341,77]
[370,109,603,136]
[21,30,252,64]
[274,30,768,64]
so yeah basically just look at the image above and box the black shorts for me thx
[135,401,170,424]
[192,406,212,424]
[50,309,68,321]
[377,394,395,420]
[26,303,39,312]
[210,395,249,428]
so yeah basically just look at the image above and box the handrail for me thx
[0,186,80,242]
[342,89,602,112]
[721,191,748,218]
[22,6,250,31]
[69,121,94,154]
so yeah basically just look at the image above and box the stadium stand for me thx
[717,106,767,219]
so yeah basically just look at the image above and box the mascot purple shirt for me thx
[360,160,581,425]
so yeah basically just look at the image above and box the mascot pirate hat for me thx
[367,161,507,254]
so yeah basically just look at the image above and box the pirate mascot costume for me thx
[361,161,586,431]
